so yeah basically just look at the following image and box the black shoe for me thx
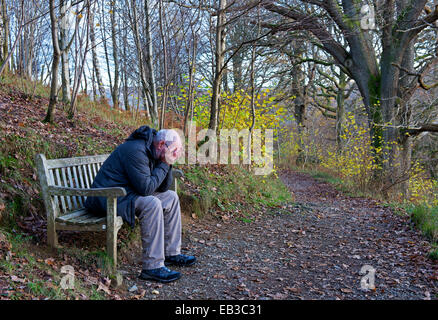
[139,266,181,283]
[165,254,196,267]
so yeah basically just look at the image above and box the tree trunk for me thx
[89,9,105,99]
[144,0,158,126]
[101,1,113,105]
[208,0,226,132]
[44,0,61,123]
[336,71,347,151]
[110,1,119,109]
[60,0,71,104]
[123,58,129,111]
[248,32,257,168]
[158,0,168,130]
[0,0,23,78]
[130,0,154,120]
[0,0,9,74]
[184,36,197,136]
[68,0,90,119]
[232,44,243,92]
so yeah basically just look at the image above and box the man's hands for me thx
[154,131,183,165]
[160,142,182,165]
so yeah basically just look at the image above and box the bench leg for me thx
[106,197,118,269]
[47,215,58,248]
[106,224,117,269]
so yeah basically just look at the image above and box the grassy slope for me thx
[0,75,291,299]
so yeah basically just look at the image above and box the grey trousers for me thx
[134,190,182,270]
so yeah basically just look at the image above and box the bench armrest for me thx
[47,186,127,197]
[172,169,184,179]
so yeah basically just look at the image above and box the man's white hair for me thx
[154,129,181,144]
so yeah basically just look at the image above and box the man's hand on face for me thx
[162,141,182,165]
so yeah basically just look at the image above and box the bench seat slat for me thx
[76,215,106,225]
[70,215,105,224]
[55,209,89,222]
[69,213,95,222]
[56,216,123,231]
[56,209,106,225]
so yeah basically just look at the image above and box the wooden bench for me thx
[35,153,183,269]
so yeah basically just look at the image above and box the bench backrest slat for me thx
[44,154,109,169]
[60,167,73,211]
[81,164,91,189]
[91,163,98,181]
[41,154,110,215]
[87,163,95,190]
[72,166,84,207]
[54,168,67,213]
[66,166,79,209]
[47,168,59,209]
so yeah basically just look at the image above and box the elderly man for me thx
[85,125,195,283]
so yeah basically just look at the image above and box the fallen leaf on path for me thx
[252,278,264,283]
[132,289,146,299]
[285,287,301,293]
[340,288,353,293]
[97,282,111,295]
[268,292,288,299]
[11,275,26,283]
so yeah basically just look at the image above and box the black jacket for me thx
[84,126,173,228]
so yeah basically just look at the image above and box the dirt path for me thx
[120,169,438,300]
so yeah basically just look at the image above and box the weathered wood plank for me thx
[60,168,73,211]
[56,222,106,232]
[72,166,84,207]
[56,217,122,231]
[107,197,118,269]
[82,164,91,189]
[48,169,60,211]
[66,166,79,210]
[35,154,59,248]
[91,163,98,181]
[87,164,95,185]
[48,186,127,197]
[45,154,109,169]
[69,213,99,223]
[54,168,67,214]
[78,165,88,204]
[76,215,106,225]
[55,209,88,222]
